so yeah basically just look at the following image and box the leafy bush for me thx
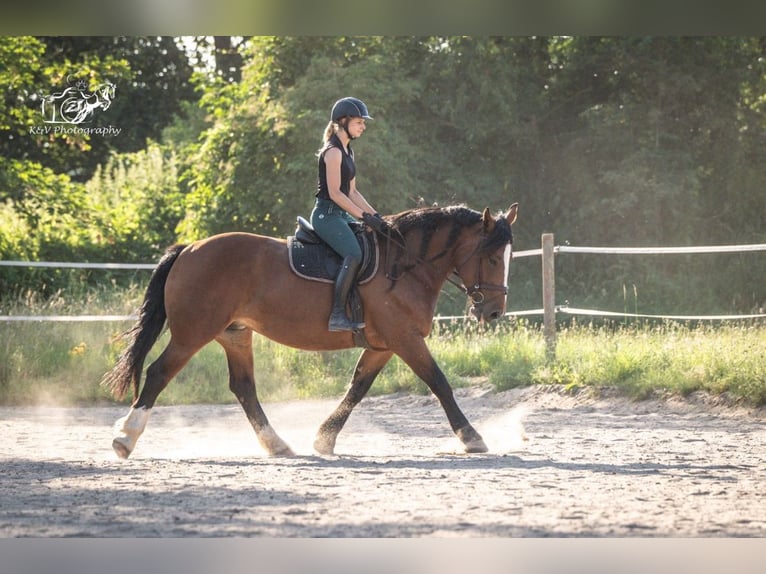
[86,142,185,260]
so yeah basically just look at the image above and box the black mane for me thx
[389,205,512,262]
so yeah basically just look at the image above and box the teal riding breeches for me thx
[310,198,363,261]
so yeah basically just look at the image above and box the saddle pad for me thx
[287,230,378,284]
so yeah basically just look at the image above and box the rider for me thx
[311,97,388,332]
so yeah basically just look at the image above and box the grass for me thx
[1,285,765,407]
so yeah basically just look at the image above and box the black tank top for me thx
[316,134,356,200]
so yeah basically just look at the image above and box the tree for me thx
[1,36,198,182]
[530,37,765,313]
[0,36,46,144]
[0,37,199,292]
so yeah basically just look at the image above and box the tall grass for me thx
[1,285,764,407]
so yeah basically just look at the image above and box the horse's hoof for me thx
[456,426,489,453]
[313,435,336,456]
[269,445,296,457]
[257,426,295,456]
[112,438,132,459]
[464,440,489,454]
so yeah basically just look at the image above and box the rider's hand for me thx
[362,212,390,234]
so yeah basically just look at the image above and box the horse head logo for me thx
[40,74,116,124]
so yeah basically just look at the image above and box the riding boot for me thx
[328,256,365,332]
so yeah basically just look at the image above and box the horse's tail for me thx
[101,244,187,401]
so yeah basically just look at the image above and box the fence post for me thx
[542,233,556,359]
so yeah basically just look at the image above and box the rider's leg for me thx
[310,199,365,331]
[328,255,365,331]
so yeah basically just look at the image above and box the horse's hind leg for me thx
[314,349,393,455]
[112,339,198,459]
[218,327,294,456]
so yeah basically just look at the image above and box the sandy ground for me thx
[1,384,764,537]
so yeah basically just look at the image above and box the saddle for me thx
[287,217,379,349]
[287,216,378,284]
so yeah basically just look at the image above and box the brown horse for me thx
[102,202,519,458]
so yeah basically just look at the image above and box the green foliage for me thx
[5,37,196,181]
[0,156,95,296]
[532,37,766,316]
[1,36,134,180]
[0,36,46,134]
[86,142,185,260]
[0,142,185,295]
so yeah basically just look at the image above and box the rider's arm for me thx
[348,179,377,216]
[325,147,369,219]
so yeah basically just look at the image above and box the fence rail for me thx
[0,260,156,270]
[557,243,766,255]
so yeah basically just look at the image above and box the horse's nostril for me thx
[489,311,501,321]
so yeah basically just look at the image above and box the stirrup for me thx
[328,311,365,332]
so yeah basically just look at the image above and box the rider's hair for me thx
[317,120,346,155]
[322,121,336,145]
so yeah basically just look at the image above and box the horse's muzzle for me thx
[470,302,505,323]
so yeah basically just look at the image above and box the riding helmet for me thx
[330,97,373,122]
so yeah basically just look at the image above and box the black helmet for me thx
[330,97,373,122]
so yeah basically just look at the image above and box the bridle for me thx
[380,223,510,309]
[449,240,509,308]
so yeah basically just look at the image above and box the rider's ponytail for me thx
[317,121,337,155]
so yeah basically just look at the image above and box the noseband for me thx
[450,240,509,308]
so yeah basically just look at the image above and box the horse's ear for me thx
[505,203,519,226]
[482,208,496,233]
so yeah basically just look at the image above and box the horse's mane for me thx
[389,205,512,262]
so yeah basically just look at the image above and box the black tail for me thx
[101,244,187,401]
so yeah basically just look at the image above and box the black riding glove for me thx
[363,212,406,250]
[362,212,389,234]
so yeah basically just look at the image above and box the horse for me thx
[102,202,519,459]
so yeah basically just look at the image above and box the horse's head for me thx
[453,203,519,322]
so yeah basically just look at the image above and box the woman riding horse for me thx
[311,97,390,332]
[101,113,519,459]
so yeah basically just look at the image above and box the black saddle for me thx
[287,216,378,284]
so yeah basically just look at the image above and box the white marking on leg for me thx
[257,425,294,456]
[113,406,152,456]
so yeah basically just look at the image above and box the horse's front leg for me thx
[314,349,393,455]
[396,338,488,453]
